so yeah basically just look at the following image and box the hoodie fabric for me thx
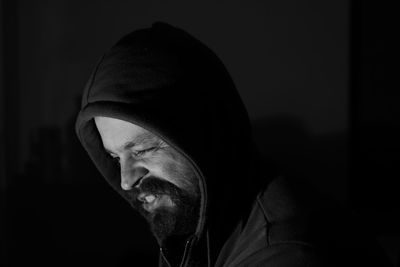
[75,22,391,267]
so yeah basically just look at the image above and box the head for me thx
[94,116,200,242]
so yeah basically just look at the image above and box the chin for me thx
[148,200,199,244]
[150,208,178,242]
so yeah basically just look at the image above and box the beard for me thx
[126,177,200,243]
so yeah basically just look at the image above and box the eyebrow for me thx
[104,132,157,155]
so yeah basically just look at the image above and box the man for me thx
[75,22,390,267]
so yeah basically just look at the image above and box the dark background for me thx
[1,0,399,266]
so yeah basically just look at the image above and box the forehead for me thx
[94,116,158,150]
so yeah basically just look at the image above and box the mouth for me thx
[138,193,175,212]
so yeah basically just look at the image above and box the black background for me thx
[1,0,399,266]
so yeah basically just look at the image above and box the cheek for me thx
[146,150,197,191]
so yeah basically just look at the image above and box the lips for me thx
[144,194,156,203]
[137,193,158,212]
[138,192,156,203]
[137,192,174,212]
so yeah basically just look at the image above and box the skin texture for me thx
[94,116,200,242]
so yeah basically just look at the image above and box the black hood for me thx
[75,22,265,266]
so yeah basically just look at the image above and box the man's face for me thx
[94,116,200,242]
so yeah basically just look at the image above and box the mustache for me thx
[125,176,182,203]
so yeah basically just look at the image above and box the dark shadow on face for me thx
[126,176,200,244]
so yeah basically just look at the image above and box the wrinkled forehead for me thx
[94,116,160,150]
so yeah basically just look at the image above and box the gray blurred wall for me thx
[16,0,348,195]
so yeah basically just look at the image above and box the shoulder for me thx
[253,176,391,267]
[234,241,325,267]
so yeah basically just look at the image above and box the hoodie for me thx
[75,22,391,267]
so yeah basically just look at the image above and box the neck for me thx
[161,234,190,267]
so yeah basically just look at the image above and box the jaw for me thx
[144,197,200,245]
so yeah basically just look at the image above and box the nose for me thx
[120,158,148,190]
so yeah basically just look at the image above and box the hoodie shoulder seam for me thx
[256,195,272,246]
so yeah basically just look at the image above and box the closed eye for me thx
[134,147,157,156]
